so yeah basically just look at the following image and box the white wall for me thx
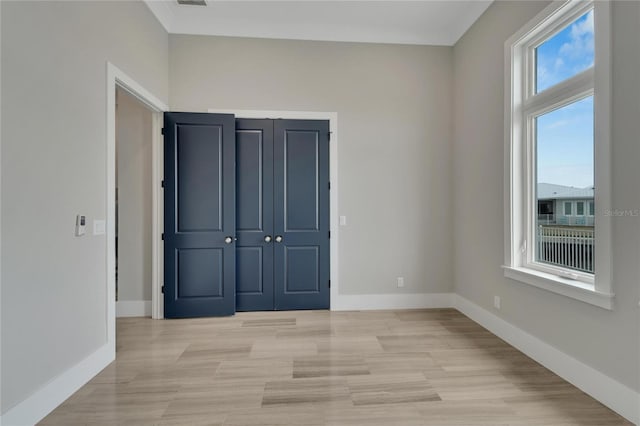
[116,88,152,304]
[169,35,454,297]
[1,0,168,414]
[452,0,640,392]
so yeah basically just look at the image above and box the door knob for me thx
[264,235,272,243]
[224,236,234,244]
[275,235,283,243]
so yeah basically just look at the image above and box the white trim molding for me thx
[107,62,168,327]
[116,300,152,318]
[503,266,614,310]
[453,294,639,425]
[0,344,113,426]
[331,293,454,311]
[207,109,341,312]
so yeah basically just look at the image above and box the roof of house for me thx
[538,183,594,200]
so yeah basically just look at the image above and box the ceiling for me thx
[143,1,493,46]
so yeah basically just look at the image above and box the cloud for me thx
[554,57,564,69]
[572,9,594,38]
[559,10,594,61]
[544,119,569,130]
[536,10,595,91]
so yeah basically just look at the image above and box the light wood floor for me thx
[41,309,632,425]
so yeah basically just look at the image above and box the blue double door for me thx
[164,113,330,318]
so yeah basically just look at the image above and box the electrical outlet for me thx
[397,277,405,288]
[494,296,501,310]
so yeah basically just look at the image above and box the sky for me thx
[535,10,594,189]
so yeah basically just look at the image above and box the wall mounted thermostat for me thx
[75,215,86,237]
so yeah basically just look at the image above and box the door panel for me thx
[164,112,236,318]
[284,132,320,231]
[274,120,330,310]
[177,248,224,298]
[177,125,223,232]
[235,119,275,311]
[284,246,320,293]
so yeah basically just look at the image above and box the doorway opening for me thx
[115,87,155,318]
[106,62,168,357]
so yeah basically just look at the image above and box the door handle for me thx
[224,236,234,244]
[264,235,272,243]
[275,235,283,243]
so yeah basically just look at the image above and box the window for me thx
[564,202,573,216]
[504,0,612,309]
[535,10,594,93]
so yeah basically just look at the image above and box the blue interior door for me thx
[235,119,275,311]
[163,112,236,318]
[274,120,330,310]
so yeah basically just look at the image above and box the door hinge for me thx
[328,231,331,239]
[328,182,331,190]
[161,285,165,294]
[328,280,331,288]
[161,180,165,188]
[161,233,165,241]
[161,128,165,135]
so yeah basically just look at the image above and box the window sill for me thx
[502,266,614,310]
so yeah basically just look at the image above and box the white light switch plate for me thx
[93,219,106,235]
[339,215,347,226]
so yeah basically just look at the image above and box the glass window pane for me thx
[535,96,594,274]
[565,202,572,215]
[589,201,595,215]
[535,10,594,93]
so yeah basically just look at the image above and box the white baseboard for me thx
[0,343,114,426]
[116,300,151,317]
[331,292,454,311]
[453,294,639,425]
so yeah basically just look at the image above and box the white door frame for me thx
[201,109,341,311]
[107,62,168,340]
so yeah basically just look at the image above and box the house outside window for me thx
[504,0,613,309]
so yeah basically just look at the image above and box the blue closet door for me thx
[273,120,330,310]
[163,112,236,318]
[235,119,275,311]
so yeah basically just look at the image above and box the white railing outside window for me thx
[537,226,594,273]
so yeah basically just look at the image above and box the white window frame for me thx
[503,0,613,309]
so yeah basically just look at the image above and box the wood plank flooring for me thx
[40,309,632,425]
